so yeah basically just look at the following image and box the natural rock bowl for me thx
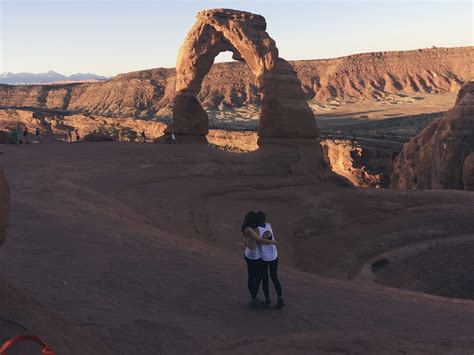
[356,234,474,300]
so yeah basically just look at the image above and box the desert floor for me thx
[0,141,473,354]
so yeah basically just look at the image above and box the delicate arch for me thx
[172,9,319,139]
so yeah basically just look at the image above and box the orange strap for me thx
[0,335,54,355]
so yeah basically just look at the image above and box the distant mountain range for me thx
[0,71,110,85]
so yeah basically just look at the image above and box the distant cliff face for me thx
[391,81,474,191]
[0,47,471,118]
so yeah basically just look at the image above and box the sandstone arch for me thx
[172,9,319,139]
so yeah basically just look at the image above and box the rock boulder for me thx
[0,130,14,144]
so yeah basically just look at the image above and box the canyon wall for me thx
[391,81,474,190]
[0,47,471,118]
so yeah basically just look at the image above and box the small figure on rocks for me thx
[35,128,42,143]
[11,128,19,145]
[171,132,177,144]
[75,129,80,142]
[68,128,73,143]
[23,127,30,144]
[141,131,147,143]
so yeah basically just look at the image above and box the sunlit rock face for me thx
[321,139,399,188]
[391,81,474,190]
[0,169,9,247]
[172,8,318,139]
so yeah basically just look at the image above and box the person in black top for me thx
[23,127,30,144]
[35,128,42,143]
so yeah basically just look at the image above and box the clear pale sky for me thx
[0,0,472,76]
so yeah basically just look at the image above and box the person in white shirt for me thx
[256,211,284,309]
[241,211,277,309]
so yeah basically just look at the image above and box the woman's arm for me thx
[244,227,277,245]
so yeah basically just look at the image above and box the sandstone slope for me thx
[391,81,474,190]
[0,47,471,118]
[1,142,474,353]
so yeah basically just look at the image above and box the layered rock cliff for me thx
[391,81,474,190]
[0,47,471,118]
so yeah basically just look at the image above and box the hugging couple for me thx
[241,211,285,309]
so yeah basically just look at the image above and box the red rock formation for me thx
[391,81,474,190]
[0,169,9,246]
[172,9,318,139]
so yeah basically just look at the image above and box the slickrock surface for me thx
[391,81,474,190]
[1,164,106,353]
[0,142,474,353]
[0,47,470,119]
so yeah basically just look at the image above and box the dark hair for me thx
[241,211,257,233]
[256,211,266,227]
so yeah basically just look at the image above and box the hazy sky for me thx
[0,0,472,76]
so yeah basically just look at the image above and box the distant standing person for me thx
[75,129,80,142]
[11,128,19,145]
[171,132,177,144]
[256,211,285,309]
[35,128,42,143]
[23,127,30,144]
[141,131,147,143]
[68,128,73,143]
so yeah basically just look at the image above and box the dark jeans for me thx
[262,258,282,299]
[245,256,264,299]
